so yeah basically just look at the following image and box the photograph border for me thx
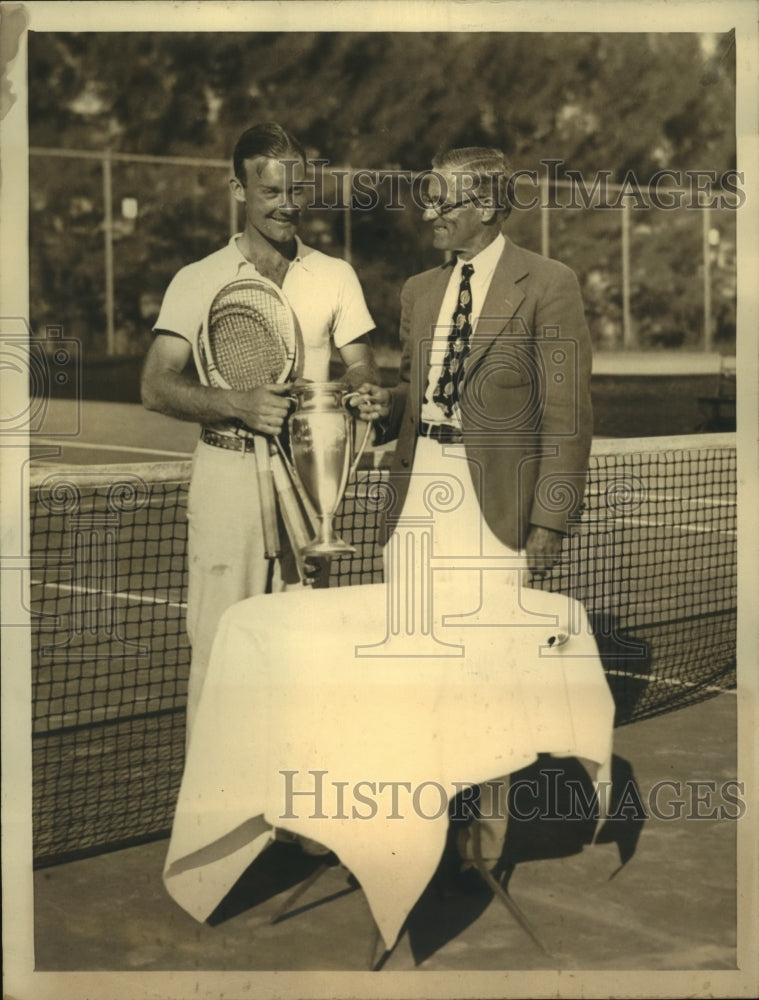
[2,2,757,998]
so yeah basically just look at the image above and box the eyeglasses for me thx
[420,197,475,216]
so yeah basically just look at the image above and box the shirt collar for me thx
[227,233,314,273]
[293,235,315,270]
[454,231,505,281]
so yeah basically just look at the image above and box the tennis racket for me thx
[197,276,299,559]
[198,275,298,391]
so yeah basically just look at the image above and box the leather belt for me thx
[418,420,464,444]
[200,428,258,454]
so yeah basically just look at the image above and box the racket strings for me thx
[211,307,288,388]
[206,283,296,390]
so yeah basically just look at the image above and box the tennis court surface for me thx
[26,401,746,980]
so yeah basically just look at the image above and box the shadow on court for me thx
[32,693,739,973]
[206,840,340,927]
[405,752,645,966]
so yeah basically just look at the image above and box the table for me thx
[163,574,615,950]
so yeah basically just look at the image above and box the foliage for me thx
[27,30,737,358]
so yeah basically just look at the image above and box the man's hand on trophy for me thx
[352,383,392,423]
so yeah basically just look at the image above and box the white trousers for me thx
[385,437,527,864]
[185,440,300,740]
[385,436,527,611]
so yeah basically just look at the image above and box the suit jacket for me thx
[379,235,593,551]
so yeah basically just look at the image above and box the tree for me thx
[27,30,737,358]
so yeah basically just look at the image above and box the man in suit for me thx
[355,144,593,882]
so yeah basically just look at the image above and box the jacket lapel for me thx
[412,263,454,393]
[418,263,454,341]
[470,237,529,352]
[411,241,530,404]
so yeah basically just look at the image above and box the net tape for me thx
[28,434,736,865]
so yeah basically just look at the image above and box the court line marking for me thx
[33,438,194,459]
[603,667,736,695]
[31,579,735,628]
[610,517,736,537]
[30,579,186,611]
[29,583,735,696]
[584,487,736,508]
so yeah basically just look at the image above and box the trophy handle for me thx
[343,391,373,482]
[348,419,373,481]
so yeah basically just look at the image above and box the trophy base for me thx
[302,538,356,557]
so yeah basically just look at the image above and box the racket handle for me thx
[270,444,323,587]
[273,438,319,534]
[253,435,281,559]
[270,448,312,553]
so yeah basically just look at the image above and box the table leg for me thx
[268,861,389,970]
[368,923,386,970]
[268,861,332,925]
[472,822,550,956]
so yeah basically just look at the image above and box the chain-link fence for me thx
[29,147,738,364]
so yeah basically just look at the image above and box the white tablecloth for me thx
[163,575,615,949]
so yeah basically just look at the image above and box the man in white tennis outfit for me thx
[142,122,377,740]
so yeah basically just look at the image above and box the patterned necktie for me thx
[432,262,474,420]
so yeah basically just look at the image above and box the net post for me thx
[102,149,115,356]
[702,196,713,352]
[621,201,634,349]
[540,175,550,257]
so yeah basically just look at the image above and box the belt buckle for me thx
[232,432,255,456]
[419,421,461,444]
[433,423,459,444]
[228,424,256,455]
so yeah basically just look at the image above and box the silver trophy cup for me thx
[287,381,371,557]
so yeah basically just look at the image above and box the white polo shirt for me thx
[421,232,505,427]
[154,235,375,383]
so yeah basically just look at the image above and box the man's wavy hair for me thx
[431,146,516,219]
[233,122,306,185]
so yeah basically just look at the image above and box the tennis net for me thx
[28,432,736,866]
